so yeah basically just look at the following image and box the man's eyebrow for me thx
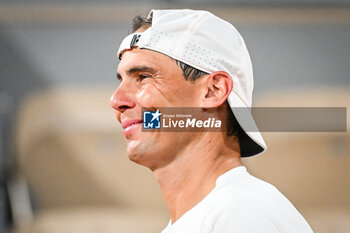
[116,66,157,81]
[126,66,157,76]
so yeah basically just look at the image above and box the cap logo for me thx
[130,34,141,48]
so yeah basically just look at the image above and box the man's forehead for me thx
[118,47,174,73]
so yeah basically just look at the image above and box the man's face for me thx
[110,48,205,170]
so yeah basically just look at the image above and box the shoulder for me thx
[203,169,313,233]
[209,168,287,208]
[205,179,280,232]
[206,204,313,233]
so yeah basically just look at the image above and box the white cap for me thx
[117,9,267,157]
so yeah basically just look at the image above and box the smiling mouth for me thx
[121,119,143,136]
[122,119,143,129]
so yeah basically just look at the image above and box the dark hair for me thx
[131,14,243,138]
[132,15,153,32]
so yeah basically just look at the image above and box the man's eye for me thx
[116,73,123,82]
[139,74,150,80]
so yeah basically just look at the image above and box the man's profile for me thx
[110,9,313,233]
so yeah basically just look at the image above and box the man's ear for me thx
[201,71,233,108]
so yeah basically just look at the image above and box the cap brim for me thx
[227,91,267,157]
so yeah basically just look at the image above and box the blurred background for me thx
[0,0,349,233]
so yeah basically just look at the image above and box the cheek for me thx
[135,84,168,107]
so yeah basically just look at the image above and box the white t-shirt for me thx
[161,166,313,233]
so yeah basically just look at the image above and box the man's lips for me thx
[121,119,143,129]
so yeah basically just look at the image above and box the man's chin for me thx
[125,139,162,170]
[126,140,146,164]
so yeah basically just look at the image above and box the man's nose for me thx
[109,83,136,112]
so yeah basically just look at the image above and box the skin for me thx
[110,46,242,223]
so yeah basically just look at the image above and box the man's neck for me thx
[152,133,241,223]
